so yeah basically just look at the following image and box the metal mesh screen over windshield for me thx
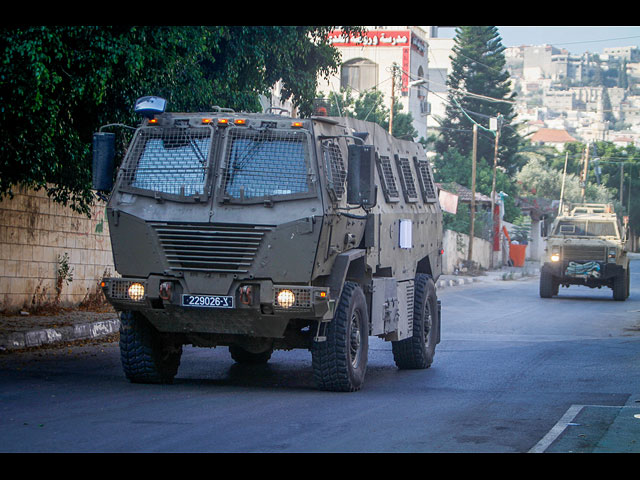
[124,126,212,197]
[222,128,311,201]
[554,220,618,237]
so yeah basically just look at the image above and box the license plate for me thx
[181,294,234,308]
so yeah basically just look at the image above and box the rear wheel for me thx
[392,274,438,369]
[311,282,368,392]
[119,311,182,384]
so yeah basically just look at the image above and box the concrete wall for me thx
[0,185,114,312]
[442,229,493,274]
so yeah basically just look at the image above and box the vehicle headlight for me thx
[608,249,616,262]
[551,253,560,262]
[276,289,296,309]
[128,282,145,301]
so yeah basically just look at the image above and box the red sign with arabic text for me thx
[328,30,411,48]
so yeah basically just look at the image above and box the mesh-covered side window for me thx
[222,128,312,201]
[124,126,212,197]
[587,221,617,237]
[321,139,346,200]
[414,156,438,203]
[376,155,400,202]
[395,155,418,203]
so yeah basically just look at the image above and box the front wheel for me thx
[539,267,556,298]
[311,282,369,392]
[613,269,628,301]
[392,274,439,369]
[119,311,182,384]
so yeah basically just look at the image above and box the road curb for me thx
[436,276,479,289]
[0,318,120,352]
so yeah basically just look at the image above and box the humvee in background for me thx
[93,97,444,391]
[540,203,629,301]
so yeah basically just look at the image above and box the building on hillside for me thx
[602,46,640,62]
[529,128,578,151]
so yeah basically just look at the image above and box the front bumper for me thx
[543,261,624,284]
[100,277,333,336]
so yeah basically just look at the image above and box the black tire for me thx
[119,311,182,384]
[392,274,438,370]
[539,267,555,298]
[229,344,273,364]
[311,282,368,392]
[613,269,628,301]
[626,267,630,299]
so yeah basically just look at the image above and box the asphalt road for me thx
[1,262,639,453]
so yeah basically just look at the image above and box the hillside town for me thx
[506,44,640,149]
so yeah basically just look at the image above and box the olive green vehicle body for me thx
[540,203,630,300]
[98,110,444,355]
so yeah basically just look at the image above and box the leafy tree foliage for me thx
[433,146,520,224]
[516,152,612,204]
[0,26,364,215]
[518,142,640,236]
[434,26,522,175]
[318,87,418,140]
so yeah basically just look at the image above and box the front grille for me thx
[151,223,273,273]
[562,246,606,262]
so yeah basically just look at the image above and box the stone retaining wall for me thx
[0,185,114,312]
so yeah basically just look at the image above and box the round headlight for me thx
[551,253,560,262]
[277,289,295,308]
[128,282,145,301]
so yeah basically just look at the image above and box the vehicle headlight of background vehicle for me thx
[550,248,561,262]
[608,249,617,262]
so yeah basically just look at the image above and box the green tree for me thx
[319,87,418,140]
[433,146,520,224]
[0,26,365,215]
[434,26,521,175]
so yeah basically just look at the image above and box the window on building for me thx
[341,58,378,92]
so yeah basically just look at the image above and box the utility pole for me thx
[559,151,569,215]
[620,162,624,205]
[389,64,396,135]
[581,143,590,201]
[468,123,477,262]
[489,115,502,268]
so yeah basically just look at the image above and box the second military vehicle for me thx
[93,96,444,391]
[540,203,630,300]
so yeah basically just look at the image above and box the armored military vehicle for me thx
[93,96,444,391]
[540,203,629,301]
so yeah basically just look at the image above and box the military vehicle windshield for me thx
[222,128,312,202]
[124,126,212,197]
[554,220,618,237]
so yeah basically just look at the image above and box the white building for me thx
[316,26,432,140]
[424,33,455,132]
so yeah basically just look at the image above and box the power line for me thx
[552,35,640,47]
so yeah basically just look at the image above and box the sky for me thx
[437,26,640,55]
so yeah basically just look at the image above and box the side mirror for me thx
[92,132,115,191]
[347,144,376,207]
